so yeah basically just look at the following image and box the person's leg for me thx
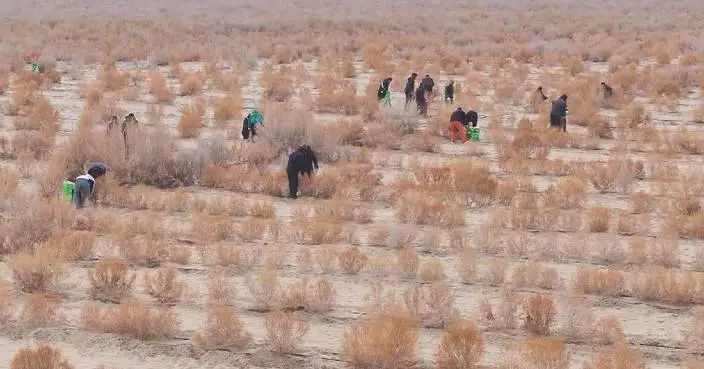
[73,179,87,209]
[287,168,299,199]
[449,123,457,142]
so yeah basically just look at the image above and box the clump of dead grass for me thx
[88,259,135,303]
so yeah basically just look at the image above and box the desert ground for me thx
[1,1,704,369]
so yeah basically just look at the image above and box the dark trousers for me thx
[287,167,299,198]
[72,178,92,209]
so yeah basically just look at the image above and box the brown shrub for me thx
[193,305,252,350]
[179,72,205,96]
[500,337,569,369]
[304,277,336,313]
[631,265,701,305]
[572,268,625,297]
[397,247,419,279]
[114,232,168,267]
[523,294,556,336]
[339,246,367,274]
[52,230,96,261]
[10,246,64,294]
[595,316,626,345]
[213,94,241,124]
[511,261,562,290]
[10,345,73,369]
[649,237,680,268]
[20,292,59,328]
[148,70,174,102]
[559,295,595,343]
[436,320,484,369]
[542,177,586,209]
[245,268,280,311]
[88,259,135,303]
[145,267,185,305]
[343,311,419,369]
[587,207,611,233]
[582,342,645,369]
[82,299,179,340]
[177,101,205,138]
[100,66,127,90]
[264,310,310,353]
[630,191,654,214]
[419,260,445,282]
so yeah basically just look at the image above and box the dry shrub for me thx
[494,285,521,329]
[145,267,185,305]
[148,70,174,102]
[542,177,586,209]
[191,215,232,242]
[587,207,611,233]
[631,265,701,305]
[179,72,205,96]
[595,316,626,345]
[315,248,338,274]
[177,101,205,138]
[562,55,584,75]
[304,277,336,313]
[10,345,73,369]
[396,192,465,228]
[582,342,645,369]
[20,292,59,327]
[315,73,359,115]
[82,299,179,340]
[559,295,595,343]
[260,64,294,102]
[10,246,64,294]
[419,260,445,282]
[501,337,569,369]
[627,237,648,266]
[511,261,561,290]
[264,310,310,353]
[214,245,260,273]
[100,66,127,90]
[240,217,267,242]
[213,94,241,124]
[484,258,507,286]
[630,191,654,214]
[343,311,419,369]
[245,268,279,311]
[436,320,484,369]
[339,246,367,274]
[397,247,419,278]
[52,230,95,261]
[618,102,651,130]
[523,294,556,336]
[114,232,168,267]
[572,268,625,297]
[193,305,251,350]
[456,248,477,283]
[648,237,680,268]
[88,259,135,303]
[586,160,634,194]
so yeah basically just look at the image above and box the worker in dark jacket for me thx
[449,107,467,142]
[404,73,418,109]
[421,75,434,93]
[415,85,427,116]
[444,81,455,104]
[550,95,568,132]
[286,145,319,199]
[72,163,107,209]
[377,77,392,103]
[601,82,613,100]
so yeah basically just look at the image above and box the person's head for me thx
[601,82,606,86]
[388,77,392,81]
[425,74,430,78]
[449,80,454,85]
[456,107,463,111]
[111,116,117,122]
[560,94,568,101]
[411,73,417,78]
[537,86,543,91]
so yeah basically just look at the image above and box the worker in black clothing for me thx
[601,82,613,100]
[449,107,467,142]
[444,81,455,104]
[421,75,435,94]
[377,77,392,101]
[550,95,568,132]
[415,85,427,116]
[286,145,319,199]
[404,73,418,109]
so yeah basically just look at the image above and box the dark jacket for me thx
[450,108,466,123]
[465,110,478,127]
[404,76,416,94]
[551,98,567,117]
[377,78,392,100]
[287,147,318,175]
[445,84,454,99]
[421,76,434,92]
[415,86,425,102]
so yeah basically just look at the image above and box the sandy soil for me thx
[0,55,702,369]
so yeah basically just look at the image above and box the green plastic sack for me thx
[381,91,391,105]
[467,127,480,141]
[61,181,74,202]
[31,63,39,72]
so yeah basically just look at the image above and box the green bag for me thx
[381,91,391,105]
[248,110,263,125]
[31,63,39,72]
[61,181,74,202]
[467,127,480,141]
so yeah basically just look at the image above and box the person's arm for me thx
[311,151,319,170]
